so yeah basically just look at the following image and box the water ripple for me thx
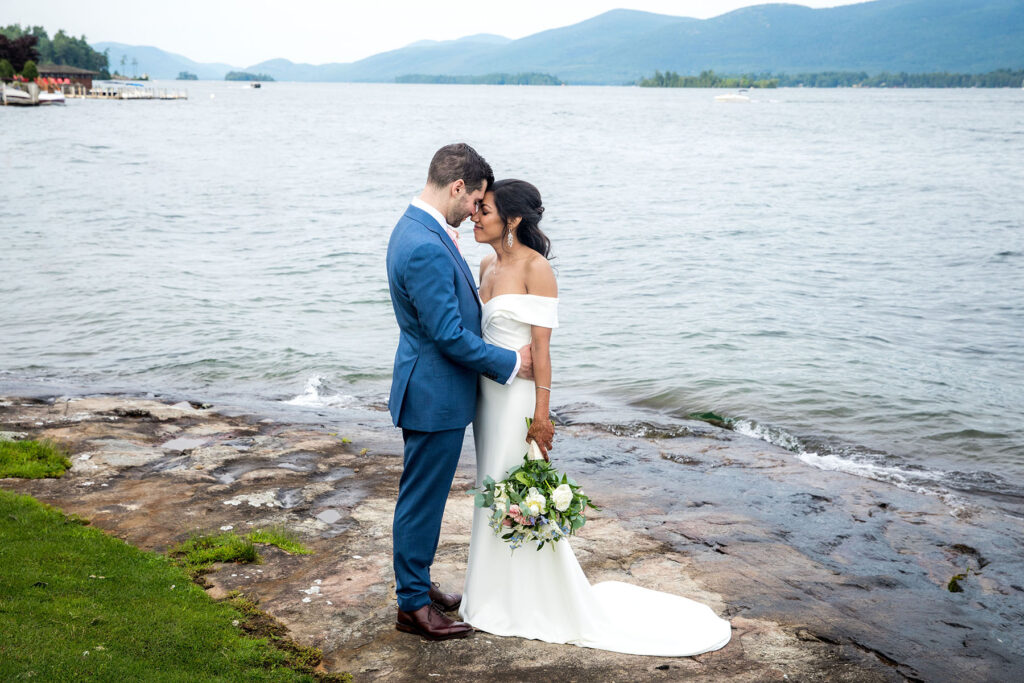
[1,83,1022,494]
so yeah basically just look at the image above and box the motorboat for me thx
[38,90,66,105]
[1,83,36,105]
[714,89,751,103]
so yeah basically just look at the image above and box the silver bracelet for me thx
[536,385,551,392]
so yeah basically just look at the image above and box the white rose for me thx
[551,484,573,512]
[524,487,546,517]
[493,482,508,502]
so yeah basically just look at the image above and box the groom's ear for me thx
[450,179,466,197]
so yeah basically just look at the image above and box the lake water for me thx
[2,82,1023,507]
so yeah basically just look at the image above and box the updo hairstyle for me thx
[491,179,551,259]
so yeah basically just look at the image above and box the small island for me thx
[177,71,198,80]
[639,70,777,88]
[225,71,274,82]
[396,72,563,85]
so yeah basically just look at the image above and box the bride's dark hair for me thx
[492,179,551,259]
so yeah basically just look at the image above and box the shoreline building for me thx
[37,64,99,90]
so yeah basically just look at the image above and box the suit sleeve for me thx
[404,242,517,383]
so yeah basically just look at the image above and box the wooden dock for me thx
[2,82,188,104]
[78,84,188,100]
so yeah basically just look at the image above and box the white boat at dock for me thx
[38,90,66,105]
[1,82,43,106]
[3,80,186,104]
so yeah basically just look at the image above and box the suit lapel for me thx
[404,205,481,307]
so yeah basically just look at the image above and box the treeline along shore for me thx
[225,70,275,82]
[1,24,110,81]
[639,68,1024,88]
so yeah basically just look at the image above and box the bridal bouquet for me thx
[470,420,599,552]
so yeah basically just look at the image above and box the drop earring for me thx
[507,231,514,248]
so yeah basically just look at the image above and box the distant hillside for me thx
[404,33,511,49]
[93,0,1024,84]
[617,0,1024,78]
[395,72,564,85]
[243,33,517,82]
[93,42,236,80]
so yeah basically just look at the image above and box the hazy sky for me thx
[5,1,866,66]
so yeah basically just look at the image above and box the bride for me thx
[459,179,732,656]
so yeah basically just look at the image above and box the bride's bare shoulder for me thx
[479,252,497,280]
[524,254,557,297]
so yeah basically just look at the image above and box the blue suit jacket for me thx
[386,205,518,431]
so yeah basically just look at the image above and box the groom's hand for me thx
[516,344,534,380]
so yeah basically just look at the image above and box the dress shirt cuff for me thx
[505,352,521,385]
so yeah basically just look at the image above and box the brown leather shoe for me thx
[428,581,462,612]
[396,604,473,641]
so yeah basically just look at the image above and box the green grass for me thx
[0,490,348,682]
[246,526,313,557]
[169,532,260,577]
[0,439,72,478]
[168,527,312,578]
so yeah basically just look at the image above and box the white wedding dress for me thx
[460,294,732,656]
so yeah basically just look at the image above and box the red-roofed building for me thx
[37,63,99,90]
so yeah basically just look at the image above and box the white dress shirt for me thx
[410,197,521,384]
[411,197,461,254]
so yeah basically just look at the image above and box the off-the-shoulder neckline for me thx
[480,293,559,306]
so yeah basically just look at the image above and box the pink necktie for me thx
[445,226,462,256]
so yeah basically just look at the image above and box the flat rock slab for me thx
[161,436,211,451]
[2,395,1021,681]
[317,509,343,525]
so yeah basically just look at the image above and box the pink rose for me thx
[508,504,532,526]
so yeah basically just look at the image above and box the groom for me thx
[386,143,533,640]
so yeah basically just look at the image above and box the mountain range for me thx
[94,0,1024,84]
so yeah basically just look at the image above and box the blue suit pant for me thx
[393,426,465,612]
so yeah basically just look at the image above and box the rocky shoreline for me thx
[2,394,1021,681]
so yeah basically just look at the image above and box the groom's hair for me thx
[427,143,494,193]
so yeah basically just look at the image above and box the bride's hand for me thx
[527,418,554,461]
